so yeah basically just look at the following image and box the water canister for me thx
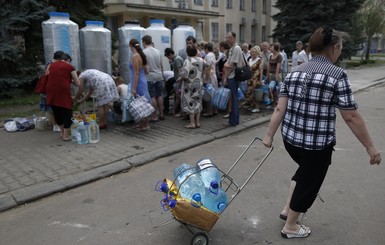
[202,181,228,213]
[262,85,271,105]
[70,119,79,142]
[77,121,89,144]
[80,21,112,74]
[118,20,146,84]
[172,24,196,58]
[173,163,205,200]
[42,12,80,70]
[196,158,221,189]
[88,120,100,143]
[145,19,171,71]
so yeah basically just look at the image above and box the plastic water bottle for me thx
[196,158,221,189]
[263,86,271,105]
[70,119,79,142]
[202,181,228,213]
[77,121,89,144]
[173,163,205,200]
[88,120,100,143]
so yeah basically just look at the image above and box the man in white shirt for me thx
[242,43,251,61]
[291,41,303,71]
[223,32,244,126]
[297,43,312,65]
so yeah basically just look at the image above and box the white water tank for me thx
[118,20,146,84]
[80,21,112,74]
[42,12,80,70]
[172,24,196,57]
[145,19,171,71]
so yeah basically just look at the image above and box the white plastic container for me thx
[42,12,80,70]
[172,24,196,57]
[118,20,146,84]
[80,21,111,74]
[145,19,171,71]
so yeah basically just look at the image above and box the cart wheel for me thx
[191,232,209,245]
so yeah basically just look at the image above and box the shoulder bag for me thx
[234,54,252,82]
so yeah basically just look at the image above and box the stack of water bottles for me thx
[70,118,100,144]
[171,158,228,214]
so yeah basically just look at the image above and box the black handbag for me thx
[234,55,252,81]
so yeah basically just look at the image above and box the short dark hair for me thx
[61,53,72,62]
[186,44,197,57]
[204,42,214,52]
[53,50,64,60]
[186,35,197,44]
[142,35,152,45]
[164,47,175,56]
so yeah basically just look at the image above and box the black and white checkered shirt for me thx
[280,56,358,150]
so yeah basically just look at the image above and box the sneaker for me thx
[53,124,61,132]
[223,114,230,118]
[251,108,260,113]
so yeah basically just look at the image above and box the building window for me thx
[226,0,232,9]
[194,0,203,5]
[240,0,245,10]
[251,0,256,12]
[211,0,218,7]
[262,0,267,14]
[211,22,219,42]
[226,24,233,34]
[262,26,266,42]
[251,25,256,44]
[239,24,245,43]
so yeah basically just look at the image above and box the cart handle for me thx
[225,137,273,191]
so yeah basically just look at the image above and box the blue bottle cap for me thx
[217,202,226,211]
[192,193,201,202]
[160,182,169,193]
[210,181,219,189]
[168,199,177,208]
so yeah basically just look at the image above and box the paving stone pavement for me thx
[0,65,384,212]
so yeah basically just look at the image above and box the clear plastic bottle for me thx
[88,120,100,143]
[202,181,228,213]
[70,119,79,142]
[77,121,89,144]
[173,163,205,200]
[196,158,221,189]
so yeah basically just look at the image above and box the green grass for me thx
[345,59,385,69]
[0,93,40,108]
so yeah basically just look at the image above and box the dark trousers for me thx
[51,105,72,129]
[228,78,239,126]
[163,77,176,114]
[284,141,333,213]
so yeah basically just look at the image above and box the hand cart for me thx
[149,137,273,245]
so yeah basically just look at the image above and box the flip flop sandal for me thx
[281,225,311,239]
[185,124,196,129]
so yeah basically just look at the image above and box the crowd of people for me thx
[40,30,314,137]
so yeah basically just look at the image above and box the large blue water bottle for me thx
[196,158,221,189]
[173,163,205,200]
[77,121,89,144]
[202,181,228,213]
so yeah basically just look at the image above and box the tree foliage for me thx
[355,0,385,60]
[272,0,365,59]
[0,0,105,98]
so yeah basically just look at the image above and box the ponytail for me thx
[129,39,147,66]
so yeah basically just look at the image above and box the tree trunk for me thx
[365,36,372,60]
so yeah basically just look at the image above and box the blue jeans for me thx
[228,78,239,126]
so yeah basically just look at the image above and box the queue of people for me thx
[42,31,317,137]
